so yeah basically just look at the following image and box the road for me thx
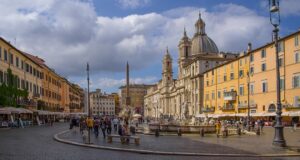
[0,123,298,160]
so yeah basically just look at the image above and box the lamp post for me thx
[87,62,91,144]
[269,0,286,147]
[247,71,251,131]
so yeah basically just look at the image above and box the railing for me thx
[224,91,237,101]
[202,107,215,113]
[17,99,37,106]
[222,104,235,110]
[238,103,257,109]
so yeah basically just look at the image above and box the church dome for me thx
[191,13,219,54]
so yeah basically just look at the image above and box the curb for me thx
[53,130,300,157]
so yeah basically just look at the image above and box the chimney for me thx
[247,43,252,53]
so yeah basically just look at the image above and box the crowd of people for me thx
[69,116,138,140]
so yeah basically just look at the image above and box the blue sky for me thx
[0,0,300,93]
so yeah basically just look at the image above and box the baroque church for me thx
[144,13,238,120]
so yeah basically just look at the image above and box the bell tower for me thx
[178,27,191,79]
[162,47,173,86]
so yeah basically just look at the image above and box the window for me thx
[239,70,244,78]
[16,57,19,67]
[0,47,2,59]
[9,53,13,64]
[295,53,299,63]
[4,50,7,61]
[218,91,221,99]
[206,81,209,86]
[262,80,268,93]
[211,92,215,99]
[223,75,227,81]
[261,49,266,58]
[250,53,254,62]
[278,58,284,67]
[239,85,244,96]
[230,73,234,80]
[293,74,300,88]
[295,35,299,46]
[278,41,284,52]
[239,59,243,66]
[261,63,266,71]
[250,66,254,74]
[250,83,254,95]
[280,78,285,90]
[205,93,209,100]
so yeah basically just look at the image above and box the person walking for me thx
[113,117,119,133]
[106,118,112,135]
[215,120,221,137]
[94,118,100,138]
[86,117,94,136]
[100,119,107,138]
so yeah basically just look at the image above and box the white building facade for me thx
[90,89,115,116]
[144,14,238,120]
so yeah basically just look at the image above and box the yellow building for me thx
[0,37,43,109]
[203,30,300,123]
[0,36,85,113]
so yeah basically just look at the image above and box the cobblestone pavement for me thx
[0,123,299,160]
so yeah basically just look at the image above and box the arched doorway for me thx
[268,104,276,112]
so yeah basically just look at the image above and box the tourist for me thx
[215,120,221,137]
[100,119,107,138]
[86,117,94,135]
[113,117,119,133]
[292,119,298,132]
[106,118,112,135]
[94,118,100,138]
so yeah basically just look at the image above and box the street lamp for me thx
[247,71,251,131]
[86,62,91,144]
[269,0,286,147]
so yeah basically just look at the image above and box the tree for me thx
[0,68,28,107]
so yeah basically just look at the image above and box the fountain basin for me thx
[148,123,216,133]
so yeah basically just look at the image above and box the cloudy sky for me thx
[1,0,300,93]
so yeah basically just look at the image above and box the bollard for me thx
[177,128,182,136]
[155,128,160,137]
[200,128,205,137]
[256,127,261,135]
[237,128,241,135]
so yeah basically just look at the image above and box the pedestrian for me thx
[261,119,265,133]
[292,119,298,132]
[113,117,119,133]
[86,117,94,135]
[100,119,107,138]
[106,118,112,135]
[94,118,100,138]
[215,120,221,137]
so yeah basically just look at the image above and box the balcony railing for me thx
[202,107,215,113]
[238,103,258,109]
[17,99,37,107]
[224,91,237,101]
[222,104,235,110]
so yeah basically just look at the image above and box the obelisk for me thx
[125,62,131,106]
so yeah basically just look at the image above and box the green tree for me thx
[0,68,28,107]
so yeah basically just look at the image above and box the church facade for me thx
[144,14,238,120]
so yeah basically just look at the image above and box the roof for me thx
[0,37,42,67]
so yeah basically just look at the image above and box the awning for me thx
[282,111,300,117]
[0,107,33,114]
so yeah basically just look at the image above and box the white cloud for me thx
[281,0,300,16]
[89,76,158,91]
[0,0,274,91]
[117,0,150,9]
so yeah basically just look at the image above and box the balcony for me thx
[223,91,237,101]
[202,107,215,113]
[238,102,257,109]
[221,104,235,111]
[17,99,37,107]
[33,93,40,98]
